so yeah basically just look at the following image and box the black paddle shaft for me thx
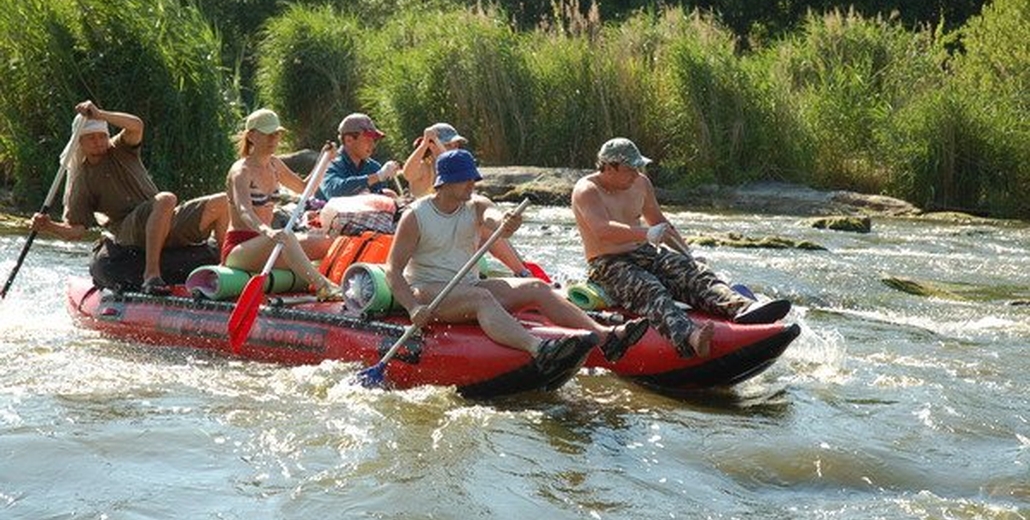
[1,202,51,299]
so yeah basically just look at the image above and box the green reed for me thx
[255,5,364,151]
[0,0,235,210]
[361,6,535,164]
[2,0,1028,219]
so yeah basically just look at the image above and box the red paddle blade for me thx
[227,274,269,354]
[525,262,552,284]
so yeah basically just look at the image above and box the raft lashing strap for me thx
[101,290,416,344]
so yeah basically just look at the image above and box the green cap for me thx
[597,138,651,169]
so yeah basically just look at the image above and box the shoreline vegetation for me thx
[1,0,1027,220]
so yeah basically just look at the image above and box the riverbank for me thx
[6,162,1018,234]
[474,166,922,217]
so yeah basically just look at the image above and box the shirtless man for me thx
[571,138,791,357]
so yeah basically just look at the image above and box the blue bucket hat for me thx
[434,149,483,188]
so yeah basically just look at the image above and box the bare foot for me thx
[688,321,714,358]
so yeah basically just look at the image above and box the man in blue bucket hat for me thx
[400,122,540,280]
[384,149,648,379]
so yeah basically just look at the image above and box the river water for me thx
[1,206,1028,519]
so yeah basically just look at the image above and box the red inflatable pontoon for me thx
[66,277,800,398]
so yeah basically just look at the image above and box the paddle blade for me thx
[731,283,756,300]
[227,274,269,354]
[524,262,552,284]
[354,362,386,388]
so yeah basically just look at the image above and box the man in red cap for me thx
[316,112,399,200]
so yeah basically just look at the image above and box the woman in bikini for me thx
[222,109,342,301]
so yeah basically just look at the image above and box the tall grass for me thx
[255,5,363,150]
[763,9,945,193]
[362,7,535,164]
[0,0,235,210]
[656,9,808,186]
[2,1,1029,219]
[945,0,1030,217]
[522,7,663,169]
[0,0,84,204]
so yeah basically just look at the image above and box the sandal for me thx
[535,333,599,387]
[316,283,345,302]
[599,317,649,362]
[140,276,171,296]
[535,336,580,371]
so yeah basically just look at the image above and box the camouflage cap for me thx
[597,138,651,169]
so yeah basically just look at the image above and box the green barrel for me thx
[341,262,401,313]
[185,265,308,300]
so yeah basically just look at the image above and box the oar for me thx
[516,251,552,284]
[1,115,86,300]
[227,149,332,353]
[356,198,531,388]
[664,231,755,300]
[507,236,552,283]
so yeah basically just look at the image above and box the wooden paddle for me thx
[2,115,85,300]
[227,149,332,353]
[355,198,531,388]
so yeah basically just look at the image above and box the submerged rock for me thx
[685,232,826,251]
[0,211,24,232]
[807,216,872,233]
[881,275,1030,303]
[881,276,962,299]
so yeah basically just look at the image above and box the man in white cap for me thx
[30,100,228,294]
[385,149,648,379]
[401,122,467,198]
[316,112,399,200]
[571,137,792,358]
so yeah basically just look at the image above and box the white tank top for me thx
[405,196,480,287]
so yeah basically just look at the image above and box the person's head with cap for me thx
[434,149,483,190]
[72,115,114,164]
[338,113,385,161]
[239,108,286,157]
[596,137,652,171]
[414,122,467,160]
[338,113,386,140]
[428,122,467,148]
[76,117,112,157]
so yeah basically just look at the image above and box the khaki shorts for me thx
[114,194,215,248]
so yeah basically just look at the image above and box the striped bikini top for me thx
[249,162,282,207]
[249,185,281,207]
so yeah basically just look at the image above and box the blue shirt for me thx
[316,147,385,200]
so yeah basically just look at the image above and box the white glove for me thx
[376,161,399,181]
[646,223,669,245]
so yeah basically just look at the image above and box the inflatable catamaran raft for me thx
[67,261,799,398]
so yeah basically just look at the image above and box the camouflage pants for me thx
[587,244,751,352]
